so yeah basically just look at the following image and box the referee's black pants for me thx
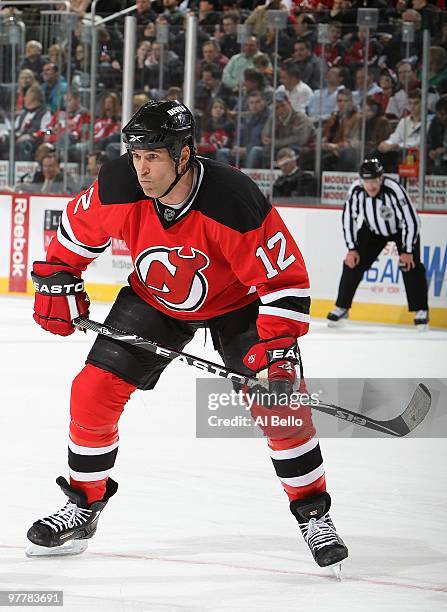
[335,226,428,312]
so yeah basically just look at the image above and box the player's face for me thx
[131,148,187,198]
[362,176,383,197]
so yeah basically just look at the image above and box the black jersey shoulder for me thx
[98,154,147,205]
[195,157,272,233]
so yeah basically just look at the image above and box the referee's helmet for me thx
[359,158,384,179]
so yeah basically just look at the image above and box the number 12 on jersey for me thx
[256,231,296,279]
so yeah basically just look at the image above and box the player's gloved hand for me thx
[243,336,302,403]
[31,261,89,336]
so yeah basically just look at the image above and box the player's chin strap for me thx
[158,157,190,199]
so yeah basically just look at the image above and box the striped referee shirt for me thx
[342,177,420,254]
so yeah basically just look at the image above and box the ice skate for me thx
[327,307,349,327]
[26,476,117,557]
[290,492,348,579]
[414,310,429,331]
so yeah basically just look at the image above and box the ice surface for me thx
[1,296,446,612]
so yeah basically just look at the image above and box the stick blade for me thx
[400,383,431,434]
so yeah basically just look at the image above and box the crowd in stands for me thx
[1,0,447,196]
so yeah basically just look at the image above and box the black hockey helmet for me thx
[359,158,384,179]
[122,99,195,163]
[122,100,196,198]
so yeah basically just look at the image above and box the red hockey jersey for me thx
[47,156,311,339]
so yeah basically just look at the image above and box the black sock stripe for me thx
[271,444,323,479]
[68,447,118,473]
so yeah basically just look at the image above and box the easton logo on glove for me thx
[32,273,85,295]
[266,347,300,364]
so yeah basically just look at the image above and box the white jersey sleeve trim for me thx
[259,306,311,323]
[260,287,311,304]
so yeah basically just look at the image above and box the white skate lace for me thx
[39,501,92,533]
[300,515,341,552]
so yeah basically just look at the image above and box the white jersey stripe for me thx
[269,437,319,460]
[259,306,311,323]
[279,464,325,487]
[69,468,111,481]
[68,439,119,456]
[260,287,311,304]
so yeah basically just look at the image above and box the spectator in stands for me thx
[20,40,47,81]
[70,91,121,161]
[427,96,447,174]
[321,87,361,171]
[286,40,327,90]
[72,44,91,90]
[277,64,313,115]
[364,96,393,157]
[216,90,271,168]
[315,22,346,68]
[259,24,294,62]
[245,0,289,38]
[378,71,397,117]
[162,0,184,27]
[143,41,184,95]
[308,66,345,122]
[196,40,229,81]
[135,41,152,91]
[381,9,422,69]
[35,152,78,194]
[196,64,236,113]
[411,0,441,37]
[41,63,68,112]
[217,11,240,59]
[15,85,51,161]
[222,36,262,90]
[342,25,382,70]
[386,60,438,118]
[378,88,422,171]
[16,69,38,111]
[135,0,157,29]
[326,0,357,35]
[38,88,90,160]
[428,46,447,93]
[293,13,318,49]
[47,44,67,74]
[234,68,273,112]
[198,0,222,34]
[433,18,447,53]
[273,147,317,198]
[353,66,382,109]
[253,53,273,84]
[197,98,235,159]
[80,151,108,189]
[257,90,315,168]
[0,107,10,160]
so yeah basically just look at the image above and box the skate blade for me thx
[327,319,346,328]
[415,324,429,332]
[26,539,88,558]
[328,561,343,581]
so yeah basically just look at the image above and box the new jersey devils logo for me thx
[135,246,210,312]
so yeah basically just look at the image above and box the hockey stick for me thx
[73,317,431,437]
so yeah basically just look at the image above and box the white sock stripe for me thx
[259,306,311,323]
[260,288,311,304]
[269,437,319,460]
[279,464,325,487]
[68,439,119,456]
[69,468,111,481]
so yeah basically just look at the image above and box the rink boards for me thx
[0,192,446,328]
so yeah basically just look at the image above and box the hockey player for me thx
[28,100,348,572]
[327,158,429,329]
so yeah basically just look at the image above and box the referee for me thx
[327,158,429,328]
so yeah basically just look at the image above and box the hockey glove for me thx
[243,336,302,400]
[31,261,89,336]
